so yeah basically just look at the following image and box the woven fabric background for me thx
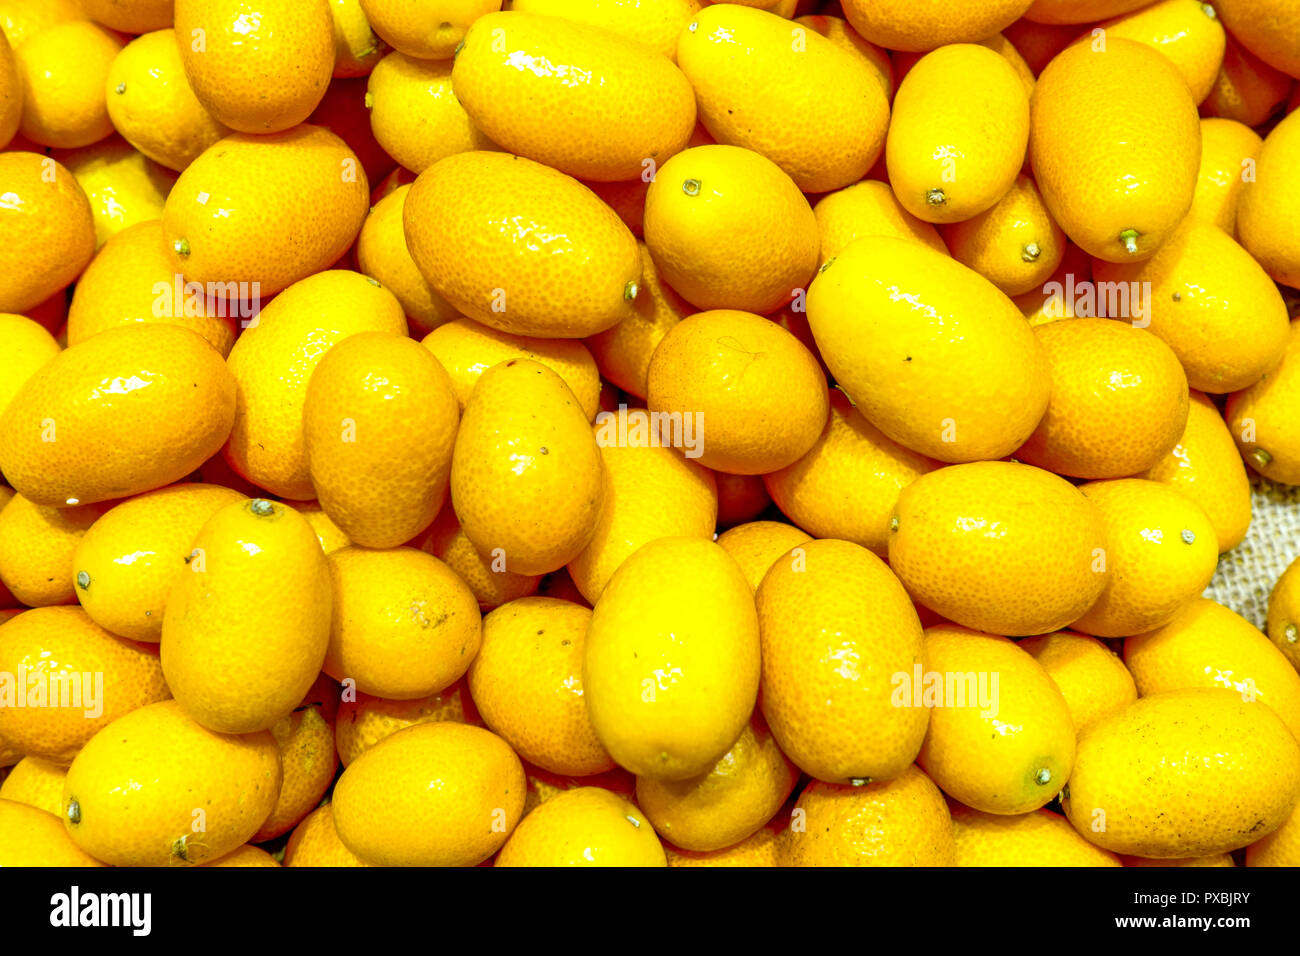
[1204,477,1300,630]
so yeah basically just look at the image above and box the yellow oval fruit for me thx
[174,0,333,133]
[14,20,121,149]
[568,409,717,602]
[0,494,104,607]
[0,755,65,815]
[1071,478,1218,638]
[585,537,759,780]
[1094,221,1288,394]
[1030,38,1200,261]
[74,483,245,642]
[422,318,600,421]
[796,14,893,100]
[677,3,887,193]
[224,269,407,500]
[0,314,56,416]
[81,0,172,32]
[889,462,1107,637]
[1024,0,1163,24]
[784,767,957,866]
[715,520,811,593]
[1237,108,1300,289]
[940,175,1065,296]
[1062,688,1300,857]
[813,179,948,266]
[252,678,338,842]
[330,0,389,77]
[323,545,480,700]
[644,144,818,315]
[1268,554,1300,671]
[105,29,230,173]
[1246,801,1300,867]
[1203,31,1294,126]
[1125,598,1300,741]
[451,359,604,576]
[510,0,699,61]
[420,506,540,611]
[468,598,612,777]
[56,136,176,251]
[1141,390,1252,552]
[951,804,1121,866]
[887,44,1028,224]
[335,680,474,767]
[62,699,281,866]
[840,0,1030,52]
[0,152,96,315]
[1226,319,1300,485]
[283,803,373,867]
[304,332,458,548]
[163,126,369,297]
[1016,319,1190,478]
[356,185,460,337]
[404,151,640,338]
[0,30,19,150]
[161,499,330,734]
[636,712,796,852]
[365,51,493,174]
[332,720,525,866]
[496,785,666,867]
[1213,0,1300,80]
[808,236,1050,463]
[67,221,239,357]
[452,10,694,182]
[1018,630,1138,733]
[757,539,926,784]
[646,309,827,475]
[1189,117,1262,234]
[665,823,782,867]
[0,799,104,866]
[358,0,501,61]
[0,324,235,507]
[1098,0,1225,103]
[202,844,279,867]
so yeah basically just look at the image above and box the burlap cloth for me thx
[1205,477,1300,629]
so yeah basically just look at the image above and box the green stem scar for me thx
[67,798,81,825]
[250,499,275,516]
[1034,768,1052,786]
[1252,448,1274,468]
[623,280,639,301]
[1285,624,1298,644]
[1022,242,1041,262]
[682,178,701,196]
[1119,229,1140,255]
[926,188,946,207]
[76,571,90,590]
[173,238,190,258]
[114,83,125,95]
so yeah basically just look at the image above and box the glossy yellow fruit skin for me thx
[332,721,525,867]
[0,493,103,607]
[1024,0,1159,24]
[1062,688,1300,858]
[796,14,893,100]
[252,678,338,842]
[497,785,666,867]
[0,755,66,816]
[887,44,1028,224]
[567,409,717,603]
[1214,0,1300,80]
[585,537,759,780]
[105,29,230,173]
[1126,598,1300,741]
[323,546,481,700]
[1030,38,1200,262]
[366,52,493,174]
[469,598,612,776]
[1237,109,1300,289]
[1019,631,1137,733]
[1141,391,1252,552]
[646,309,827,475]
[14,21,121,149]
[890,462,1107,637]
[0,30,19,150]
[304,332,459,548]
[357,185,459,337]
[1247,801,1300,867]
[677,4,887,193]
[453,11,694,182]
[1071,478,1218,639]
[335,681,474,767]
[510,0,698,61]
[940,175,1065,296]
[919,625,1076,814]
[0,799,104,866]
[784,767,957,866]
[1226,319,1300,486]
[67,221,238,358]
[405,151,640,338]
[1268,555,1300,671]
[423,318,600,421]
[1189,117,1262,234]
[1017,319,1190,479]
[62,699,282,867]
[644,144,818,315]
[56,137,177,251]
[451,359,604,576]
[164,126,369,297]
[813,180,947,266]
[283,803,373,867]
[420,507,540,611]
[162,499,331,734]
[715,520,811,593]
[174,0,333,133]
[74,483,245,642]
[757,539,926,784]
[952,805,1121,866]
[202,844,279,867]
[0,324,236,508]
[1098,0,1225,103]
[665,824,782,866]
[1095,222,1288,394]
[359,0,501,60]
[808,236,1050,463]
[82,0,173,32]
[0,152,96,315]
[1202,32,1293,126]
[764,390,934,557]
[330,0,388,77]
[841,0,1031,52]
[224,269,407,500]
[636,712,796,852]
